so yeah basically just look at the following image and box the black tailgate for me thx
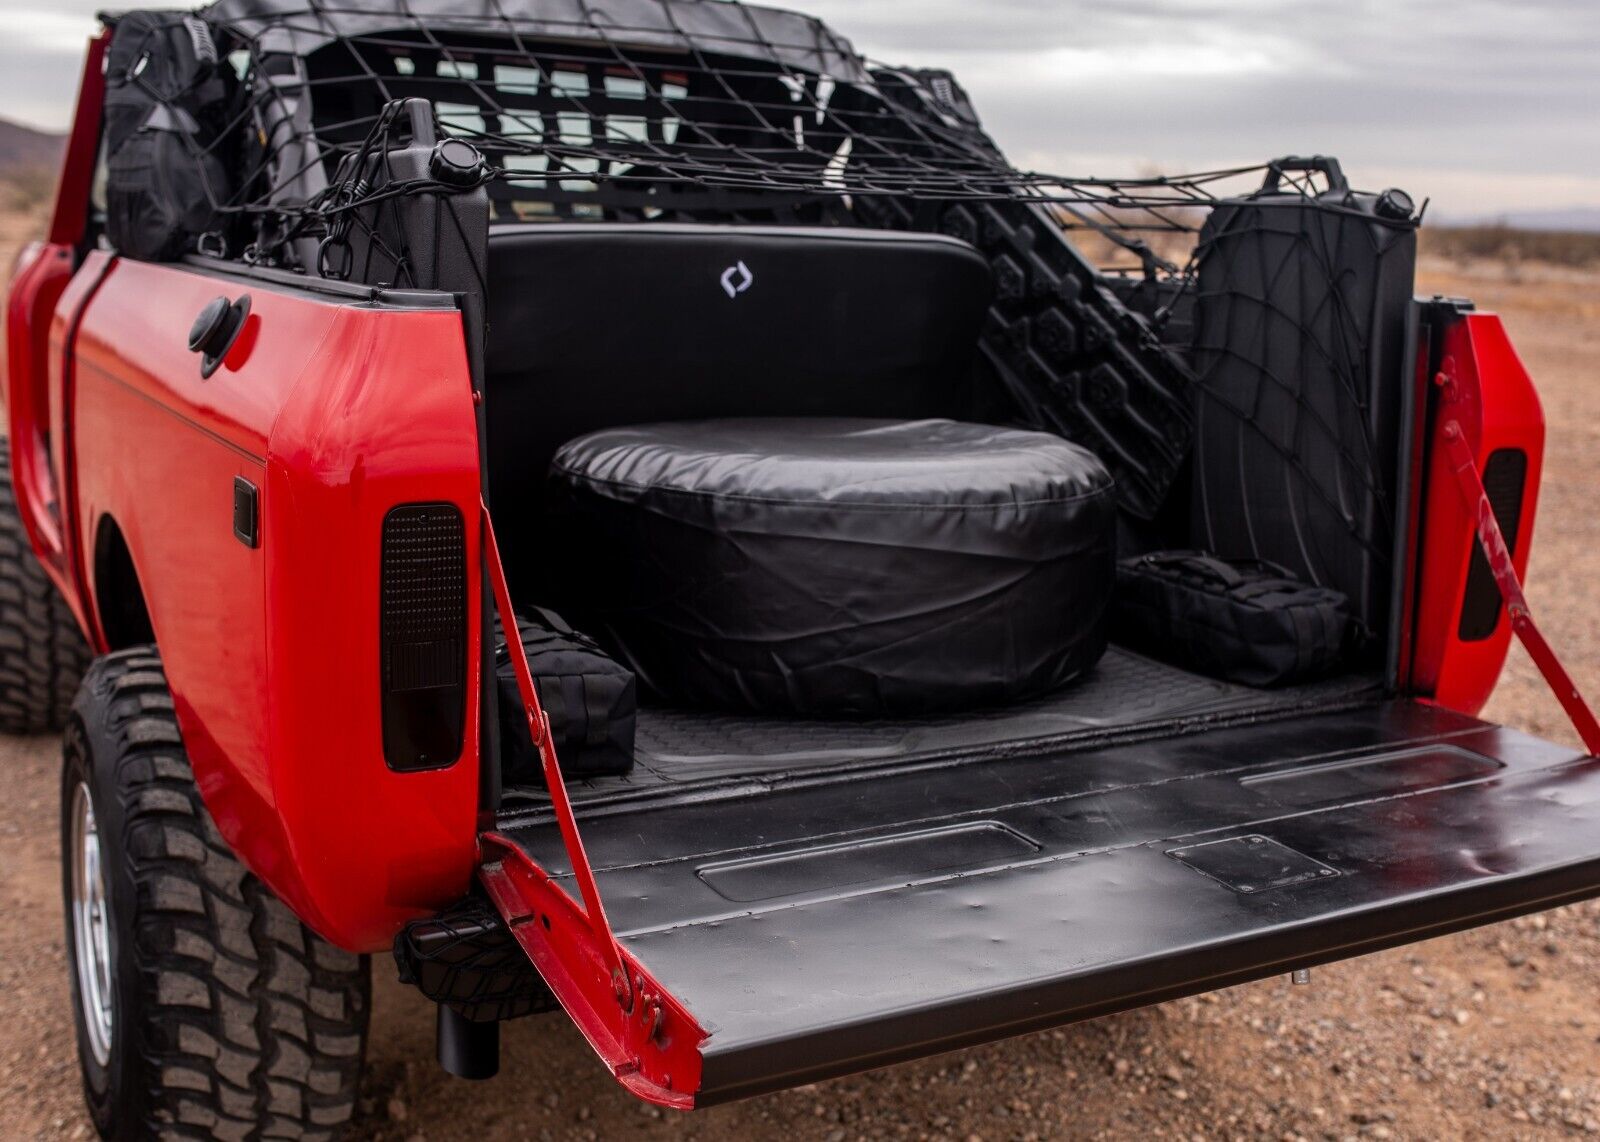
[492,701,1600,1104]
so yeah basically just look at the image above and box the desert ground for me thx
[2,205,1599,1140]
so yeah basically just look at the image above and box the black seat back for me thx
[485,222,994,591]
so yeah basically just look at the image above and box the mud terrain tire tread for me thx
[65,648,369,1140]
[0,435,90,732]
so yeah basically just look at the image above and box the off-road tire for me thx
[63,648,370,1140]
[0,435,90,732]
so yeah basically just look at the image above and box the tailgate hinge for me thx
[1440,420,1600,755]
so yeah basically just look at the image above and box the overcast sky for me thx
[4,0,1597,218]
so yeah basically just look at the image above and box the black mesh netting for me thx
[100,0,1307,275]
[98,0,1421,548]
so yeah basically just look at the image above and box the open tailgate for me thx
[482,700,1600,1105]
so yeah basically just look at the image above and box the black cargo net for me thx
[103,0,1419,539]
[1189,175,1420,627]
[116,0,1292,275]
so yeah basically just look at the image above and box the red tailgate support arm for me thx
[1440,423,1600,756]
[477,504,706,1107]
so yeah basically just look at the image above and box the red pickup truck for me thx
[5,1,1598,1138]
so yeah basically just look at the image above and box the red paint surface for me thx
[3,31,107,602]
[483,509,632,995]
[480,836,707,1108]
[1438,423,1600,754]
[5,24,484,948]
[4,242,75,571]
[48,33,108,250]
[65,259,483,949]
[1410,313,1546,714]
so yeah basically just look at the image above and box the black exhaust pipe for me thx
[437,1004,499,1080]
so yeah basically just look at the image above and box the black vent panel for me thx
[381,503,468,770]
[1457,449,1529,642]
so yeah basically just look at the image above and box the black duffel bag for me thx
[496,609,635,783]
[103,11,238,261]
[1113,551,1357,688]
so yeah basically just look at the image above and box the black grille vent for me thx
[1457,449,1528,642]
[381,503,467,770]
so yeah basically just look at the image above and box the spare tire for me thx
[549,418,1116,715]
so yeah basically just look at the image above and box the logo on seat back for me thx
[719,260,754,298]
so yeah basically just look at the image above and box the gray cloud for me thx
[2,1,103,128]
[4,0,1596,214]
[801,0,1600,210]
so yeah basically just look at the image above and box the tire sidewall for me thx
[61,705,147,1137]
[59,650,370,1138]
[0,434,90,734]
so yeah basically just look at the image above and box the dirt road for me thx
[2,231,1598,1139]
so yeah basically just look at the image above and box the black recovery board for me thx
[486,701,1600,1105]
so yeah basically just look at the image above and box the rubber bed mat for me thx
[503,649,1379,804]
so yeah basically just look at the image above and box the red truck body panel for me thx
[0,44,490,946]
[57,256,485,948]
[1409,312,1546,712]
[4,30,108,613]
[5,242,77,575]
[47,32,107,253]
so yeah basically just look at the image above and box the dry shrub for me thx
[0,166,58,213]
[1423,225,1600,270]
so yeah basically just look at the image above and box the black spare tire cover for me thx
[549,418,1116,715]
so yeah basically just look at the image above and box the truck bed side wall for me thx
[68,258,483,949]
[3,32,108,617]
[1408,311,1545,712]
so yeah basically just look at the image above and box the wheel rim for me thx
[69,781,114,1067]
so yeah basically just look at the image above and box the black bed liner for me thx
[500,648,1380,806]
[493,699,1600,1103]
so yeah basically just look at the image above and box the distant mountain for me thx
[0,117,64,173]
[1439,206,1600,233]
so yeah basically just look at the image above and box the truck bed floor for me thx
[503,648,1381,807]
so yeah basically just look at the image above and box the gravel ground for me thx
[1,225,1598,1140]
